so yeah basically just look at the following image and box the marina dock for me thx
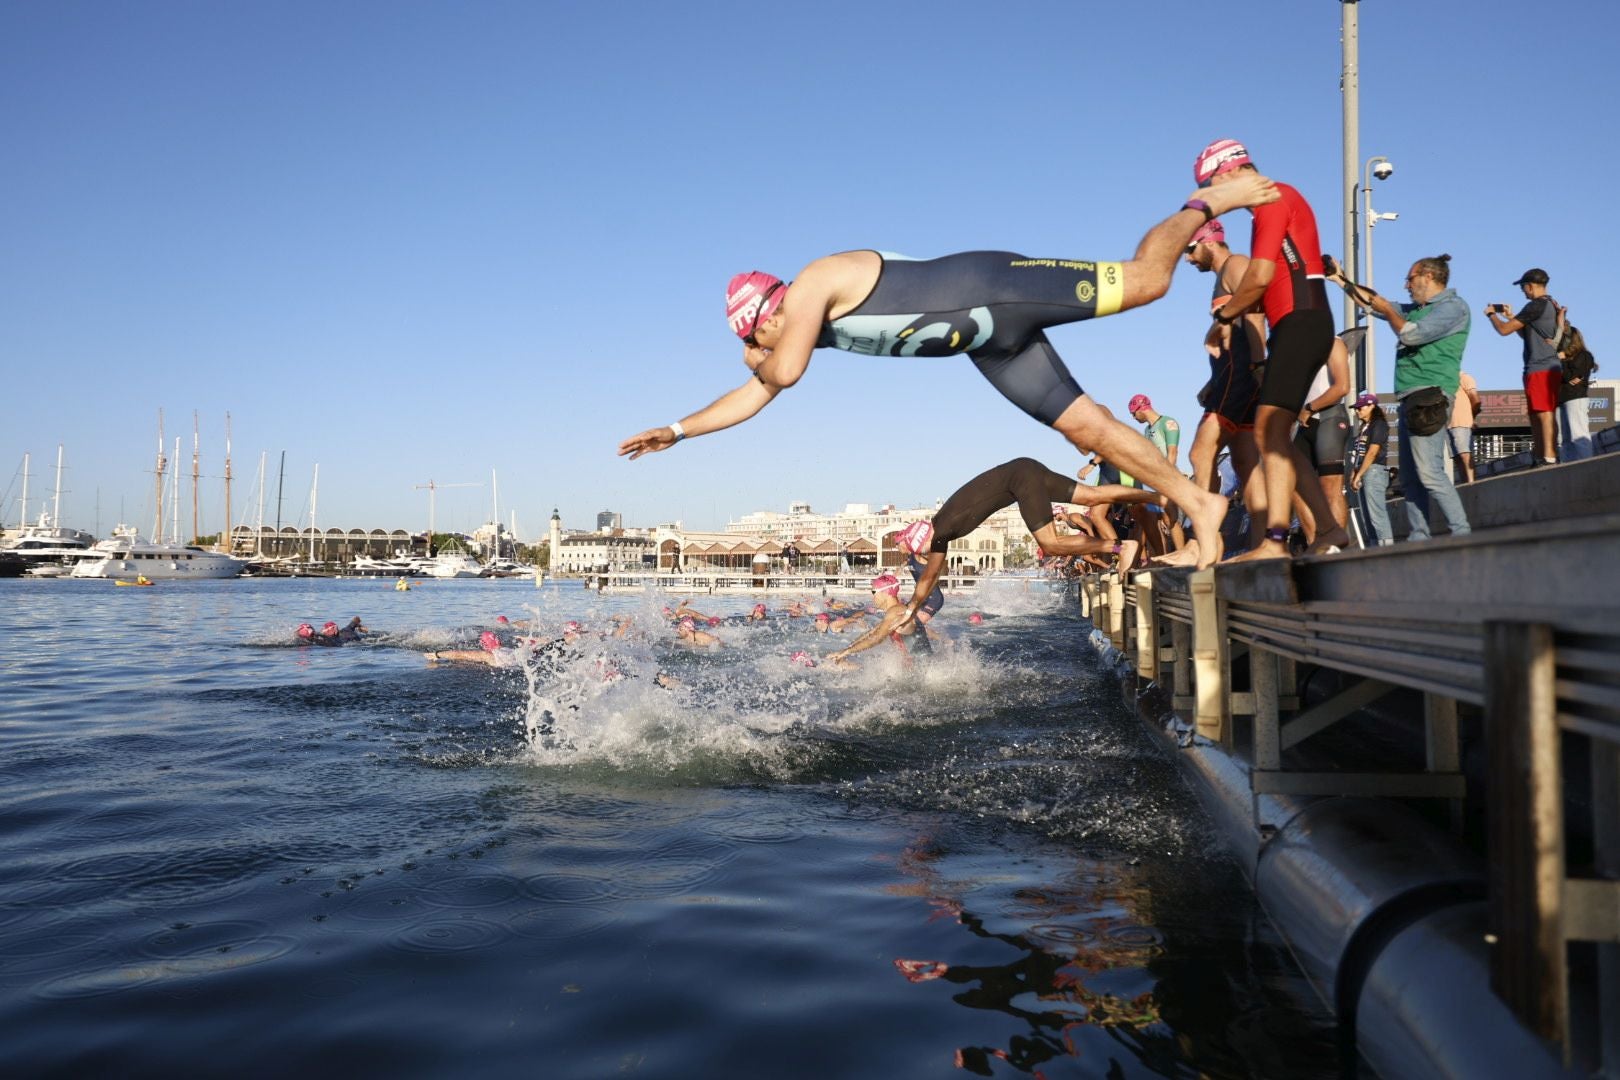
[1076,455,1618,1079]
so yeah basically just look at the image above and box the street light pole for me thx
[1361,154,1394,395]
[1341,1,1361,344]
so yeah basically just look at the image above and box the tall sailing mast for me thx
[222,413,233,553]
[191,412,200,545]
[153,410,167,542]
[254,451,267,558]
[51,444,64,528]
[308,464,319,563]
[171,437,181,546]
[18,451,29,531]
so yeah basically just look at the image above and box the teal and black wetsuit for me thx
[817,252,1125,425]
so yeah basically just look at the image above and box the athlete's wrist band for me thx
[1182,199,1214,222]
[1215,309,1238,326]
[669,421,686,442]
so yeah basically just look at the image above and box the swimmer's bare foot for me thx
[1150,541,1200,567]
[1185,490,1228,570]
[1306,527,1351,555]
[1226,539,1290,563]
[1197,172,1280,216]
[1114,539,1140,575]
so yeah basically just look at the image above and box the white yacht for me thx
[3,515,98,573]
[70,526,244,581]
[421,546,487,579]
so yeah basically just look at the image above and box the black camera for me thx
[1322,254,1339,277]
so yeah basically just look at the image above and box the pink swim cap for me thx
[814,612,830,623]
[296,623,313,638]
[753,603,766,614]
[726,271,786,340]
[1194,138,1251,187]
[679,617,696,632]
[871,573,901,597]
[895,520,934,554]
[789,650,816,668]
[1128,394,1152,413]
[707,616,721,627]
[563,621,582,635]
[323,621,338,632]
[968,613,984,625]
[1189,219,1226,247]
[479,631,500,651]
[496,615,509,624]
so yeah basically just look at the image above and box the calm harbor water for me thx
[0,577,1334,1077]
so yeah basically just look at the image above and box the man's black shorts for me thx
[1258,309,1334,412]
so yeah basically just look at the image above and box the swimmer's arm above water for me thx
[828,605,913,664]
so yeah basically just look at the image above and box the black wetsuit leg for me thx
[928,458,1075,553]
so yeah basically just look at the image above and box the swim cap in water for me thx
[496,615,509,624]
[789,651,816,668]
[563,621,582,635]
[895,520,934,554]
[679,617,696,632]
[968,613,984,625]
[1128,394,1152,413]
[323,621,338,632]
[479,631,500,651]
[752,603,767,614]
[726,271,785,340]
[871,573,901,597]
[1194,138,1251,187]
[814,612,830,623]
[296,623,313,638]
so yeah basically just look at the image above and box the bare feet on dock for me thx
[1226,539,1290,563]
[1114,539,1140,575]
[1150,541,1200,568]
[1305,528,1351,555]
[1185,490,1228,570]
[1195,172,1280,216]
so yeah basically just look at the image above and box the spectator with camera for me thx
[1326,253,1471,541]
[1485,268,1560,467]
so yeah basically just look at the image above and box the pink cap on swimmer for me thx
[1128,394,1152,413]
[296,623,313,638]
[496,615,509,624]
[753,603,766,614]
[814,612,830,623]
[968,613,984,625]
[895,520,934,554]
[479,631,500,651]
[323,621,338,632]
[1189,219,1226,247]
[871,573,901,597]
[726,271,786,340]
[1194,138,1251,187]
[789,650,816,668]
[563,621,582,635]
[707,616,721,627]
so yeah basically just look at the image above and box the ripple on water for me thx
[506,903,621,941]
[520,870,626,906]
[413,871,531,911]
[388,914,512,955]
[36,921,297,1001]
[0,930,116,987]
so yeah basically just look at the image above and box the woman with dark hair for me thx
[1557,324,1599,462]
[1349,393,1393,546]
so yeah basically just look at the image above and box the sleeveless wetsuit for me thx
[1200,267,1261,429]
[906,553,945,617]
[928,458,1075,553]
[817,251,1125,425]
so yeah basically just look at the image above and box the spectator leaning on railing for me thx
[1557,324,1599,461]
[1327,253,1471,541]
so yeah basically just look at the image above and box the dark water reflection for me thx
[0,578,1332,1077]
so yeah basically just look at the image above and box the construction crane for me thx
[413,479,482,555]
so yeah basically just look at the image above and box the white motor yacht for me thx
[70,526,244,581]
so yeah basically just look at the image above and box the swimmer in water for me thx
[617,173,1283,571]
[825,574,930,666]
[674,616,722,648]
[894,458,1162,631]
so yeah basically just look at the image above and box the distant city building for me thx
[596,510,622,532]
[555,531,653,574]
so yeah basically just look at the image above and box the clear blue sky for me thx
[4,1,1615,540]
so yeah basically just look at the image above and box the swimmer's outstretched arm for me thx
[618,377,779,459]
[828,605,912,664]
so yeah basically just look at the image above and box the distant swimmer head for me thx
[296,623,314,639]
[726,271,786,343]
[814,612,830,623]
[1128,394,1152,415]
[789,650,816,668]
[968,612,984,625]
[496,615,509,624]
[870,573,901,598]
[707,616,721,627]
[1194,138,1252,187]
[895,520,934,554]
[321,622,339,635]
[479,631,501,652]
[347,616,364,629]
[562,620,583,636]
[752,603,767,615]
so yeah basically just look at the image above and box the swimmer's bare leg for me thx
[1053,396,1226,570]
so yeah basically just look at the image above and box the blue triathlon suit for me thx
[816,251,1125,426]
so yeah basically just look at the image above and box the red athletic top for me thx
[1248,182,1330,327]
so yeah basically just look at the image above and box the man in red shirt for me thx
[1196,139,1351,560]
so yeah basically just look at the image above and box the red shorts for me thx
[1524,369,1560,412]
[1204,411,1254,435]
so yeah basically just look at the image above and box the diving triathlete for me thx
[617,174,1286,570]
[894,458,1159,630]
[826,574,932,666]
